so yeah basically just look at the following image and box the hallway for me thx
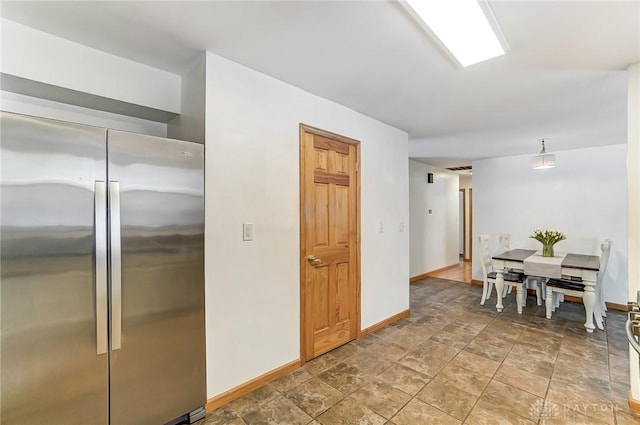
[426,260,473,284]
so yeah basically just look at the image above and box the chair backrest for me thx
[478,234,492,277]
[499,233,511,253]
[597,240,611,285]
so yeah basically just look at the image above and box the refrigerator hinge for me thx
[188,407,206,424]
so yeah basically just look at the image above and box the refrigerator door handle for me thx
[109,181,122,351]
[95,181,108,355]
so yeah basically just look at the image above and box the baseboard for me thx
[410,272,431,283]
[360,309,410,337]
[470,279,483,287]
[629,391,640,414]
[205,359,300,412]
[605,301,627,312]
[559,296,626,312]
[410,263,459,283]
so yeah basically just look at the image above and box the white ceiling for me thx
[1,0,639,168]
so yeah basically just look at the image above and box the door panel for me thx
[106,130,205,425]
[301,125,359,360]
[0,112,108,425]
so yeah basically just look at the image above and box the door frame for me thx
[469,188,473,263]
[299,123,361,365]
[459,188,466,259]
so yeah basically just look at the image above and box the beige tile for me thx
[342,351,391,376]
[539,401,612,424]
[464,338,511,362]
[429,330,473,350]
[329,342,363,360]
[494,363,550,398]
[510,341,559,363]
[553,356,611,383]
[548,373,612,400]
[464,398,537,425]
[316,397,386,425]
[304,352,342,375]
[364,339,410,362]
[449,350,501,377]
[286,377,345,418]
[397,349,449,378]
[432,363,490,396]
[481,380,542,420]
[242,396,313,425]
[390,398,461,425]
[350,379,411,419]
[376,363,430,396]
[615,409,640,425]
[203,406,245,425]
[443,321,487,336]
[318,362,371,395]
[502,351,555,378]
[228,384,280,416]
[271,367,314,393]
[383,330,426,350]
[415,378,478,420]
[546,377,615,424]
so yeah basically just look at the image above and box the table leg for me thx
[495,268,505,312]
[583,284,596,333]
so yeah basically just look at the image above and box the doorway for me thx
[299,124,361,363]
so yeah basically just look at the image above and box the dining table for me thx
[491,249,601,333]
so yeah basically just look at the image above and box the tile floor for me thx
[203,278,639,424]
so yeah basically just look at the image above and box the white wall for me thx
[409,160,459,278]
[168,54,206,144]
[204,53,409,398]
[1,19,180,114]
[627,62,640,402]
[472,144,628,304]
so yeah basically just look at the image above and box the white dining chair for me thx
[545,240,611,330]
[479,234,527,306]
[499,232,545,305]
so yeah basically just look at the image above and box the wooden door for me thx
[300,124,360,362]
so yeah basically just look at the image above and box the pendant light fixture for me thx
[532,139,556,169]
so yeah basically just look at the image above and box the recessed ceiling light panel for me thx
[403,0,508,67]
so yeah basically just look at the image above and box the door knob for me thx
[307,255,322,265]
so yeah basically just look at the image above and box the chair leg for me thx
[481,281,491,305]
[545,286,554,319]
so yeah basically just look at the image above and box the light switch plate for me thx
[243,223,253,241]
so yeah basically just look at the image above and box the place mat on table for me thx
[523,251,567,279]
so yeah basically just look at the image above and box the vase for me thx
[542,244,555,257]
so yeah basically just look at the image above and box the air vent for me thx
[446,166,472,171]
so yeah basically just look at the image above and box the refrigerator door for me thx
[0,112,109,424]
[106,130,205,425]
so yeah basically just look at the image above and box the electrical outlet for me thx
[243,223,253,241]
[399,221,405,232]
[379,221,384,233]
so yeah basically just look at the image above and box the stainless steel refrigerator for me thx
[1,111,206,425]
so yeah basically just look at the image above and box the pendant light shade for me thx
[532,139,556,169]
